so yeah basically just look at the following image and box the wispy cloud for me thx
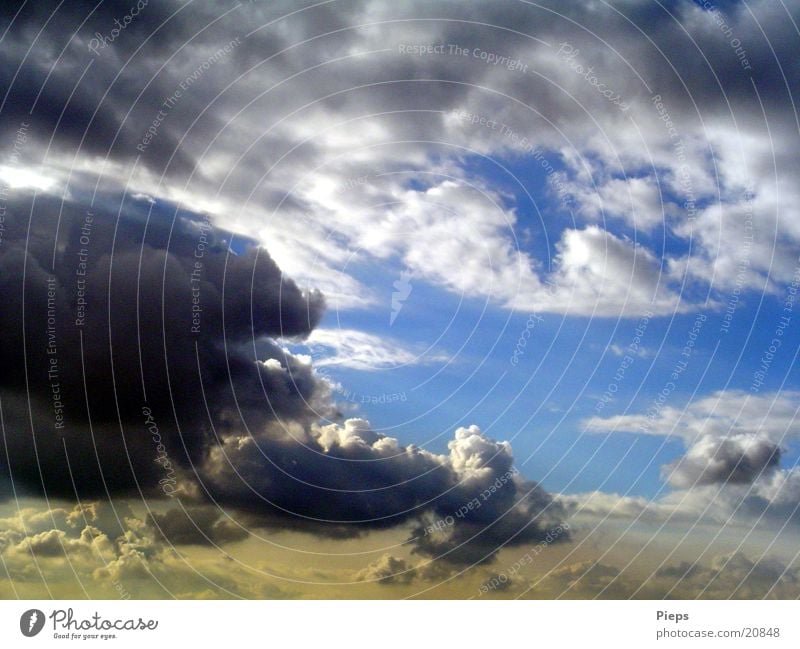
[300,328,448,371]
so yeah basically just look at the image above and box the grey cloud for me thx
[4,0,797,190]
[559,463,800,532]
[663,434,782,488]
[200,421,569,564]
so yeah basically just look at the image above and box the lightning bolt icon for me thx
[28,611,38,632]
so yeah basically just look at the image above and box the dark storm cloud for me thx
[0,190,325,498]
[198,420,568,564]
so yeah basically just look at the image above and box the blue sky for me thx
[301,252,800,498]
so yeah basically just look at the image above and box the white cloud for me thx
[289,173,685,317]
[0,166,55,192]
[609,342,651,358]
[300,328,448,371]
[585,390,800,442]
[564,175,668,231]
[533,225,685,316]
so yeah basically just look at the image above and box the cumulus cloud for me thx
[531,560,627,599]
[559,461,800,532]
[652,552,800,599]
[557,388,800,542]
[539,225,683,316]
[200,421,568,564]
[562,176,668,231]
[0,502,290,598]
[583,390,799,514]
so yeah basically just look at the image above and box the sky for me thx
[1,0,800,599]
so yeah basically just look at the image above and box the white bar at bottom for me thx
[0,600,796,647]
